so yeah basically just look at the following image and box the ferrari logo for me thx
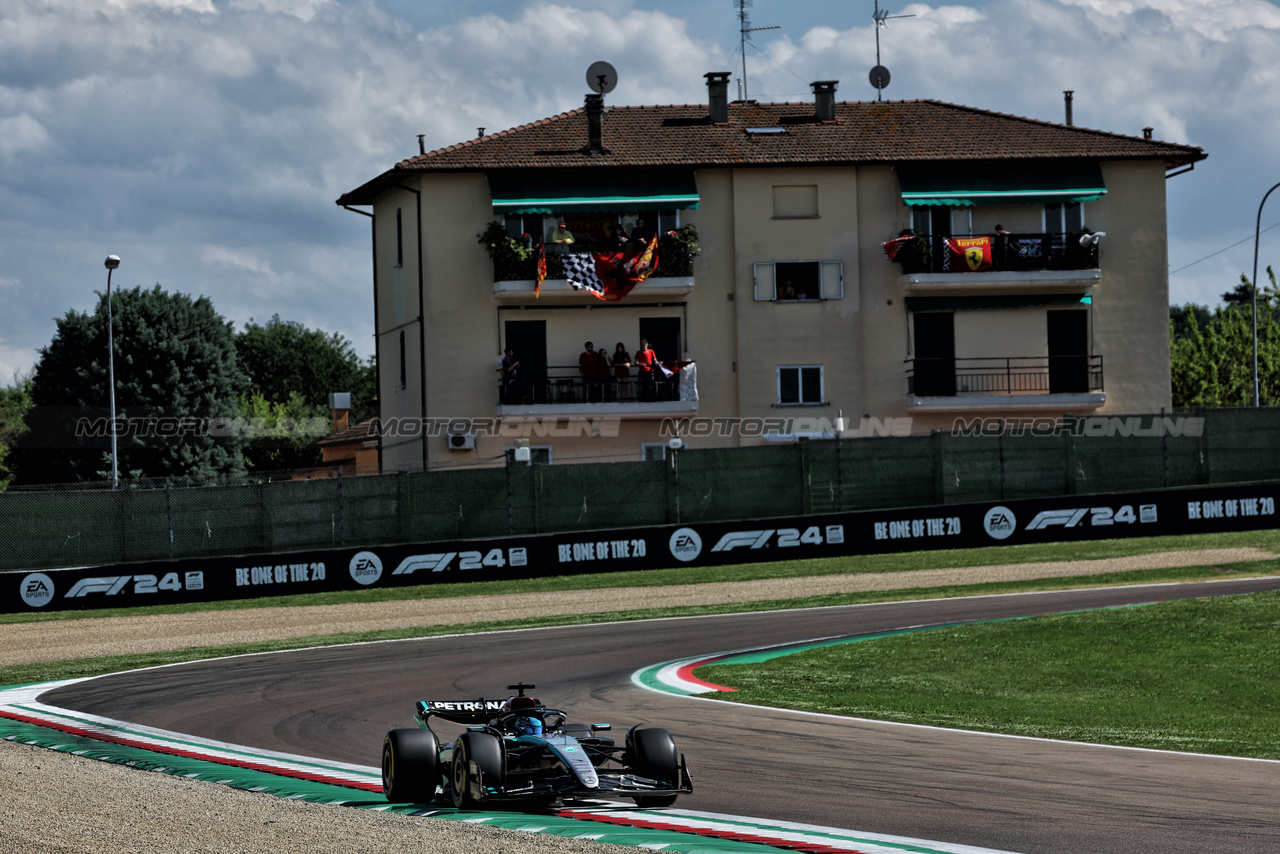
[964,247,985,270]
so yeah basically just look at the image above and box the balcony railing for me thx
[907,355,1104,397]
[890,232,1100,275]
[499,364,695,405]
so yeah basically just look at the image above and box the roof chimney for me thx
[812,80,838,122]
[705,71,731,123]
[1063,90,1074,126]
[1143,126,1153,140]
[585,93,604,153]
[329,392,351,434]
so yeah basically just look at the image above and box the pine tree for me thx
[20,285,249,484]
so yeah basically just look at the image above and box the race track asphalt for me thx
[42,578,1280,854]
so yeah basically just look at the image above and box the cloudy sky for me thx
[3,0,1279,384]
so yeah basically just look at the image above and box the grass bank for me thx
[699,591,1280,759]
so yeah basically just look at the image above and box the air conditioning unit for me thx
[447,432,475,451]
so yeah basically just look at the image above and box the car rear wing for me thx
[415,699,507,726]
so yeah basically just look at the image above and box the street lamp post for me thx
[104,255,120,488]
[1252,183,1280,408]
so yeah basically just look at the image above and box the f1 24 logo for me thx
[1025,504,1155,530]
[710,525,842,552]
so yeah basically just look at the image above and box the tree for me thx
[235,315,376,423]
[19,285,249,484]
[1171,268,1280,407]
[0,375,33,490]
[236,390,330,473]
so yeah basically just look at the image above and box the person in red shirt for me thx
[579,341,603,402]
[634,339,658,401]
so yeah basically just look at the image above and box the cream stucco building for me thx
[337,73,1205,472]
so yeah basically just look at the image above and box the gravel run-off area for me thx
[1,547,1275,854]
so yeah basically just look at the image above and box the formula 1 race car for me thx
[381,683,693,808]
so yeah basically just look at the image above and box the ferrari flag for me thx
[563,235,661,301]
[943,236,994,272]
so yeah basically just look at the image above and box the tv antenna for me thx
[870,0,914,101]
[735,0,780,102]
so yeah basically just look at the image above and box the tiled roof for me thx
[316,418,379,448]
[338,99,1204,205]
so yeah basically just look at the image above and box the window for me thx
[778,365,823,405]
[504,446,552,466]
[1044,202,1083,234]
[642,442,671,461]
[398,330,407,389]
[753,261,843,300]
[395,207,403,268]
[772,185,818,218]
[911,205,971,236]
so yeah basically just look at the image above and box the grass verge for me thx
[699,590,1280,759]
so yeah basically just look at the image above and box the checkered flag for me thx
[562,253,606,299]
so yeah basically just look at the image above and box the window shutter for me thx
[820,261,843,299]
[753,262,776,301]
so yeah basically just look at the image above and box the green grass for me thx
[699,591,1280,759]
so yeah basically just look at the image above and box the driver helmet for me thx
[515,715,543,737]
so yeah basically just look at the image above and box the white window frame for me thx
[641,442,672,461]
[777,364,825,406]
[1044,202,1084,234]
[911,205,971,236]
[753,261,844,301]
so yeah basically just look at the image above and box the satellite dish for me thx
[586,61,618,95]
[869,65,891,90]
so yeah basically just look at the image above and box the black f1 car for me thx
[381,683,693,808]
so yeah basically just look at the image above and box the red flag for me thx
[534,243,546,298]
[882,234,913,261]
[944,236,993,272]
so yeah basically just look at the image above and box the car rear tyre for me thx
[628,727,679,808]
[450,731,504,809]
[382,728,439,803]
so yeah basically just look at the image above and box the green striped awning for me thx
[906,293,1092,312]
[898,162,1106,207]
[489,171,699,215]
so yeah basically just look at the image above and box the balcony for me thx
[888,231,1103,289]
[487,225,699,301]
[906,355,1106,412]
[497,363,699,417]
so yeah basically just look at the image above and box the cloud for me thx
[1,0,1278,388]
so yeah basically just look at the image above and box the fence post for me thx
[165,479,174,559]
[798,438,812,515]
[998,426,1006,501]
[932,430,945,505]
[669,447,681,523]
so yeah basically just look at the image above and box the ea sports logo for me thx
[19,573,55,608]
[983,506,1017,540]
[669,527,703,562]
[349,551,383,585]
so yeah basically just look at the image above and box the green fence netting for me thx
[1,408,1277,572]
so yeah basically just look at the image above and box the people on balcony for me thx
[634,338,658,401]
[549,220,575,254]
[580,341,608,402]
[501,347,521,404]
[611,342,631,401]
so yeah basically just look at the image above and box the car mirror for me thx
[591,723,612,731]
